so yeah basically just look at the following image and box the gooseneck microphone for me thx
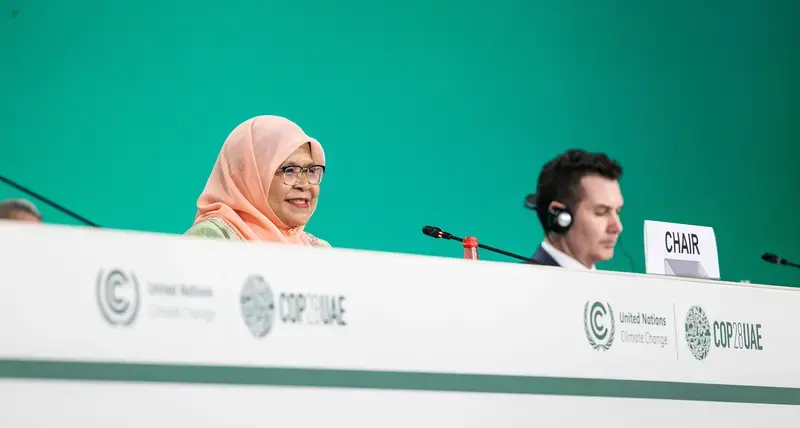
[0,174,100,227]
[422,225,544,265]
[761,252,800,269]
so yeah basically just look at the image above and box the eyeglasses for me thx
[276,165,325,186]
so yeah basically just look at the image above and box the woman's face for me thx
[267,144,323,228]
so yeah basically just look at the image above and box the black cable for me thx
[0,174,100,227]
[618,238,637,272]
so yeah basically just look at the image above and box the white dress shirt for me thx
[540,239,596,270]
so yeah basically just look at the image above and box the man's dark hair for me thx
[0,198,43,220]
[534,149,622,230]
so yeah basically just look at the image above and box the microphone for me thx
[761,252,800,269]
[422,225,454,240]
[0,174,100,227]
[422,225,544,265]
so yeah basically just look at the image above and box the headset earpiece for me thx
[547,205,573,234]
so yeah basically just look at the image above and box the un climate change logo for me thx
[96,269,140,326]
[240,275,276,338]
[584,301,615,351]
[685,305,712,360]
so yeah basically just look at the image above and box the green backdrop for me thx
[2,1,798,286]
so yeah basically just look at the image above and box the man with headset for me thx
[527,149,624,269]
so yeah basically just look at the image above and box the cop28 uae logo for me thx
[239,275,276,338]
[684,305,712,360]
[96,268,140,326]
[584,301,615,351]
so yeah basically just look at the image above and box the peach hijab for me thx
[193,115,326,244]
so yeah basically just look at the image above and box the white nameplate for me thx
[644,219,721,279]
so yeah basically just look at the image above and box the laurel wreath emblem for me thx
[584,301,615,351]
[96,268,140,327]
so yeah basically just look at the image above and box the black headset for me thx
[547,204,573,234]
[524,193,573,234]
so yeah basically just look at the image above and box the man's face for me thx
[564,175,624,265]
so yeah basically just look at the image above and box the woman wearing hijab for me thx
[185,115,330,247]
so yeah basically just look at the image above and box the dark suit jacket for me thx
[530,244,560,267]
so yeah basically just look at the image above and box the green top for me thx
[185,217,243,241]
[185,217,330,247]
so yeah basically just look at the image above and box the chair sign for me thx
[644,220,720,279]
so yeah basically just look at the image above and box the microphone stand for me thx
[455,233,536,263]
[422,226,544,265]
[774,259,800,269]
